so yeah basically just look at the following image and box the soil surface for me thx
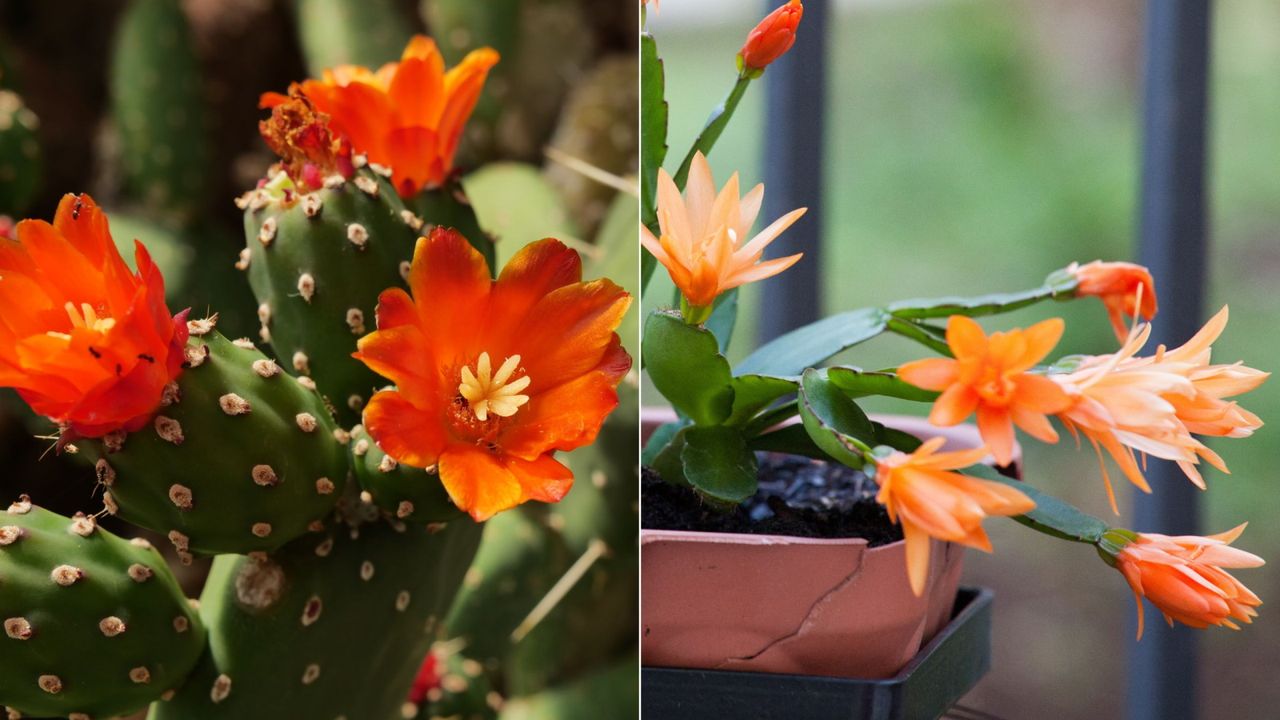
[641,454,904,546]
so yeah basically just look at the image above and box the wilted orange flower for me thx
[355,228,632,521]
[1068,260,1158,341]
[0,194,188,438]
[898,316,1072,467]
[1114,524,1263,639]
[875,437,1036,596]
[262,36,498,197]
[1051,307,1266,512]
[738,0,804,75]
[258,88,352,190]
[640,151,805,317]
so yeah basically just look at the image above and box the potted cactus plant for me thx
[639,0,1267,695]
[0,1,639,717]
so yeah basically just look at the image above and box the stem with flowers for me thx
[642,0,1266,637]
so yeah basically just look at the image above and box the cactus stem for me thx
[218,393,252,415]
[292,351,311,375]
[252,358,282,378]
[168,484,194,510]
[155,415,185,444]
[50,565,84,586]
[4,617,33,639]
[346,223,369,249]
[297,273,316,302]
[99,616,127,636]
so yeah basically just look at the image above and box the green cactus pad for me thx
[409,645,498,720]
[110,0,210,225]
[293,0,413,76]
[80,328,348,558]
[0,503,205,719]
[349,424,462,526]
[240,168,420,427]
[149,512,483,719]
[0,89,41,216]
[498,654,638,720]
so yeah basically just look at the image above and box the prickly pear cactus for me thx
[80,328,348,558]
[349,423,462,526]
[0,89,41,216]
[0,503,206,719]
[149,507,483,719]
[239,168,419,427]
[110,0,210,224]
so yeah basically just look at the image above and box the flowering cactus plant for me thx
[0,2,637,717]
[641,0,1265,634]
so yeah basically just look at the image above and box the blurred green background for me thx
[645,1,1279,717]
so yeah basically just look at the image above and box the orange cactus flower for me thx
[738,0,804,75]
[898,316,1072,467]
[1051,307,1266,512]
[875,437,1036,596]
[262,35,498,197]
[640,151,805,319]
[0,194,188,438]
[1068,260,1158,341]
[355,228,632,521]
[1114,524,1263,639]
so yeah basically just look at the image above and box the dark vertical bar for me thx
[757,0,828,343]
[1128,2,1211,720]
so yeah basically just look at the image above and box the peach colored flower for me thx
[0,194,188,438]
[1068,260,1158,342]
[898,316,1072,467]
[1115,524,1263,639]
[355,228,631,521]
[262,35,498,197]
[1051,307,1266,512]
[738,0,804,74]
[875,438,1036,596]
[640,151,805,314]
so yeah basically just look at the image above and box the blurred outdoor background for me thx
[644,1,1279,718]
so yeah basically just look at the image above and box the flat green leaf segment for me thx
[671,76,753,188]
[798,368,874,469]
[640,32,667,290]
[963,464,1109,544]
[642,312,733,425]
[736,279,1077,377]
[681,426,758,505]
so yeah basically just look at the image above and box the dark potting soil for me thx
[641,454,904,546]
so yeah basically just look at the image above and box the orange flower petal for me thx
[438,445,525,522]
[898,357,959,391]
[945,315,988,359]
[363,390,448,469]
[977,405,1016,466]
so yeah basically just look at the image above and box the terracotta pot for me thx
[640,407,1019,679]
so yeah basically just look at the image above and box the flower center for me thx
[457,352,530,422]
[48,302,116,341]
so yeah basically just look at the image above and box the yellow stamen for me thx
[458,352,531,422]
[63,301,116,334]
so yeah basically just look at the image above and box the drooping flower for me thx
[898,316,1072,467]
[738,0,804,76]
[355,228,632,521]
[640,151,805,320]
[1112,524,1263,639]
[874,437,1036,596]
[0,194,188,438]
[258,88,353,191]
[1067,260,1158,342]
[1050,307,1266,512]
[262,35,498,197]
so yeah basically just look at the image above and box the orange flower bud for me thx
[1112,524,1263,639]
[1067,260,1158,342]
[737,0,804,76]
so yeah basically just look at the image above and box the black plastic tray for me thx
[641,586,993,720]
